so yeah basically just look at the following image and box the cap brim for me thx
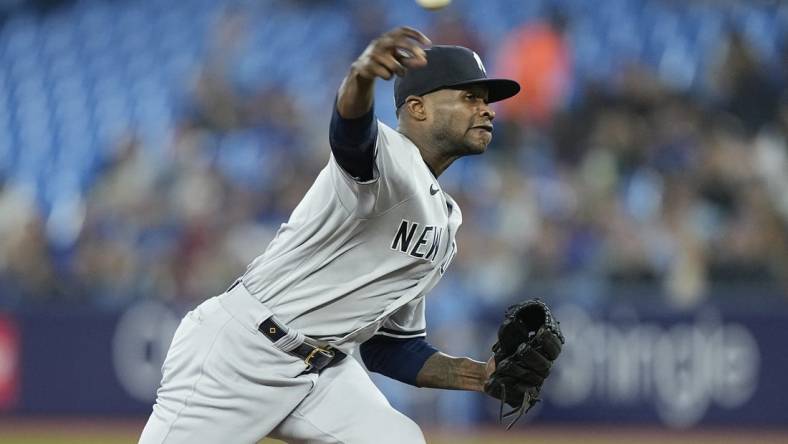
[445,78,521,103]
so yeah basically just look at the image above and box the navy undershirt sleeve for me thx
[360,335,439,387]
[329,100,378,182]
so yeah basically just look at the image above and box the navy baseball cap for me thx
[394,45,520,109]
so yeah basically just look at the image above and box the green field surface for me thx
[1,419,786,444]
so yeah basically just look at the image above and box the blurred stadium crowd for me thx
[0,0,786,311]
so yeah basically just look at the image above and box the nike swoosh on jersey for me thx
[429,184,439,195]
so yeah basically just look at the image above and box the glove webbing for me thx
[496,385,540,430]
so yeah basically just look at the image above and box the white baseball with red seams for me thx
[416,0,452,10]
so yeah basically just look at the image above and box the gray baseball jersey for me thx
[241,121,461,347]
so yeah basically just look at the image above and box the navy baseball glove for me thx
[484,299,564,429]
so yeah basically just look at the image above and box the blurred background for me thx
[0,0,787,442]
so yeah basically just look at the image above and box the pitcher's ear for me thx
[403,96,427,121]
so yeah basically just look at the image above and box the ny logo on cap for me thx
[472,51,486,75]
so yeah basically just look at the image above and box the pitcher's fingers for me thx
[371,53,406,77]
[391,41,428,68]
[392,26,432,46]
[369,63,394,80]
[377,34,426,60]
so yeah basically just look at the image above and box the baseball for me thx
[416,0,452,11]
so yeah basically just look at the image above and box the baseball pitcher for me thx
[139,27,562,444]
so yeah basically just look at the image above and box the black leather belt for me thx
[259,317,346,374]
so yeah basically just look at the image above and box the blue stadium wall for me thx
[1,299,787,428]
